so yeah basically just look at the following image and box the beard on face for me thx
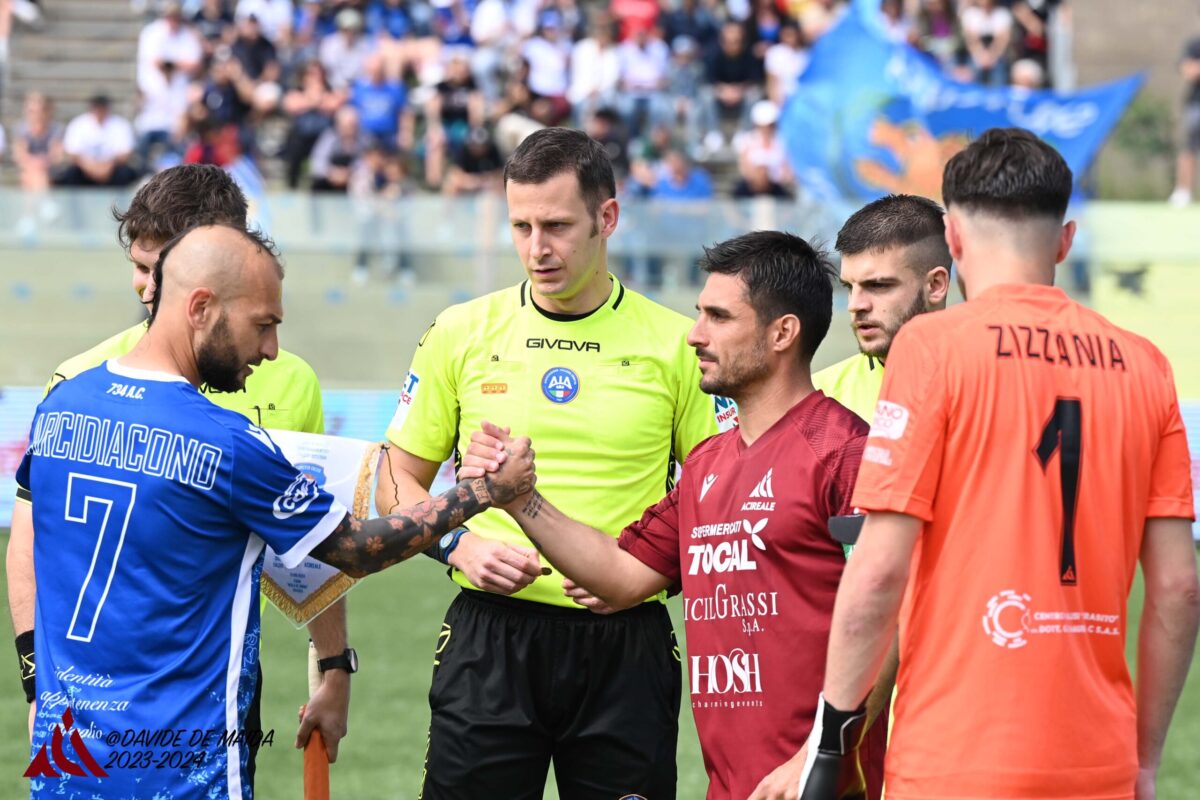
[197,313,247,393]
[698,337,771,398]
[859,289,928,360]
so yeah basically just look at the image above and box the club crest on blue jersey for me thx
[273,473,319,520]
[295,462,327,486]
[541,367,579,404]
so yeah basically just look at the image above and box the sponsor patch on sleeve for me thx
[388,370,421,430]
[864,445,893,466]
[868,400,909,440]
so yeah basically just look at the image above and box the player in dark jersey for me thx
[462,231,893,800]
[17,224,533,800]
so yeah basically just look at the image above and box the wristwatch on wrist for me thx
[438,526,469,564]
[317,648,358,674]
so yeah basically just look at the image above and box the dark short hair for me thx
[700,231,836,361]
[149,224,280,323]
[113,164,248,252]
[835,194,951,273]
[503,128,616,217]
[942,127,1072,220]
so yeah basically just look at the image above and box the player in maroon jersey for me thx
[462,230,893,800]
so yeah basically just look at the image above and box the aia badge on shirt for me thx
[541,367,579,404]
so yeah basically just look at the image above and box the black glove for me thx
[15,631,35,704]
[798,693,868,800]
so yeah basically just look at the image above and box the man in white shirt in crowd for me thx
[136,1,202,93]
[55,95,138,187]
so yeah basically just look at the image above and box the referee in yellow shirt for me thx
[814,195,952,422]
[377,128,719,799]
[6,166,353,787]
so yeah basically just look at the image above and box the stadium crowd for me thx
[0,0,1071,198]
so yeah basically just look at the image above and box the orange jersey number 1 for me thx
[1035,398,1083,586]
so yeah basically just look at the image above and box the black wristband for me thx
[814,693,867,755]
[15,630,35,704]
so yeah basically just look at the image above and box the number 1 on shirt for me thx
[1034,398,1082,586]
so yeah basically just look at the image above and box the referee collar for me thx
[520,274,626,322]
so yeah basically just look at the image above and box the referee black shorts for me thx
[420,589,681,800]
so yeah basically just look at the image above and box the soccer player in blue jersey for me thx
[16,224,534,800]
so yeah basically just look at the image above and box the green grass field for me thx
[0,535,1196,798]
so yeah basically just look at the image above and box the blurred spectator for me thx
[668,35,711,148]
[879,0,913,44]
[1010,0,1060,72]
[13,93,63,191]
[795,0,845,42]
[745,0,786,60]
[629,121,673,177]
[522,11,572,120]
[350,141,413,285]
[469,0,521,99]
[433,0,474,47]
[1170,32,1200,207]
[198,55,255,131]
[192,0,235,58]
[280,59,345,188]
[492,65,545,157]
[310,106,368,192]
[568,10,621,122]
[585,106,632,179]
[611,0,659,42]
[662,0,720,60]
[137,1,203,92]
[55,95,138,187]
[352,52,413,151]
[960,0,1012,87]
[913,0,966,77]
[366,0,414,39]
[290,0,337,66]
[320,7,376,90]
[425,52,485,187]
[135,59,190,167]
[181,115,242,165]
[707,21,764,125]
[764,19,807,106]
[734,99,793,187]
[649,148,714,199]
[0,124,7,166]
[1009,57,1045,89]
[235,0,293,43]
[231,13,280,82]
[617,22,671,138]
[556,0,588,40]
[443,126,504,195]
[733,163,793,198]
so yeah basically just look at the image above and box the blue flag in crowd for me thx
[781,11,1143,203]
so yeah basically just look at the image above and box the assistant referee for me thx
[377,128,719,799]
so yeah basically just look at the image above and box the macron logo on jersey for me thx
[245,424,276,453]
[700,474,718,502]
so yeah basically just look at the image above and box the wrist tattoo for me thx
[520,492,545,520]
[311,477,492,577]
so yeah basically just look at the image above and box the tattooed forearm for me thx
[509,491,548,552]
[311,478,494,577]
[520,492,544,519]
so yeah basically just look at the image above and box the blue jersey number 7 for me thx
[64,474,138,643]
